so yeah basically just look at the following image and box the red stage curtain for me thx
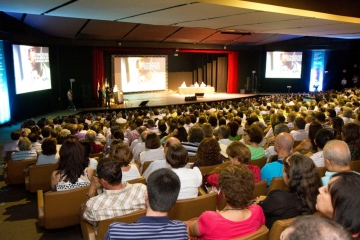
[92,48,104,99]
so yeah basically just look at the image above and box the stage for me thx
[81,91,260,113]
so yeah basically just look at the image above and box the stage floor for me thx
[82,91,259,112]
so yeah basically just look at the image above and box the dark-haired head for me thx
[96,157,122,186]
[147,168,180,212]
[166,144,188,168]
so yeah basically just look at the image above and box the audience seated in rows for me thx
[11,137,37,161]
[111,143,141,182]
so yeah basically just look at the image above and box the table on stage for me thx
[178,87,215,95]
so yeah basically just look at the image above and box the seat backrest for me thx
[43,186,90,229]
[141,161,153,175]
[250,156,267,169]
[350,160,360,173]
[266,177,286,195]
[27,162,59,192]
[198,163,223,176]
[316,167,326,178]
[268,155,278,163]
[127,177,146,185]
[6,150,18,163]
[4,158,37,184]
[96,209,147,240]
[188,156,197,163]
[89,152,104,161]
[293,141,302,148]
[252,180,267,199]
[168,192,217,221]
[232,225,269,240]
[268,218,296,240]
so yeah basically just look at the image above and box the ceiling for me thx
[1,0,360,48]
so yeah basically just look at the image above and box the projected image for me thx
[0,40,11,124]
[12,44,51,94]
[309,50,325,92]
[265,52,302,78]
[114,56,167,93]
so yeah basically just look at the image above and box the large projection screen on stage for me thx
[113,55,167,93]
[265,51,302,79]
[12,44,52,94]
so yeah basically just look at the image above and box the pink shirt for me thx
[197,204,265,240]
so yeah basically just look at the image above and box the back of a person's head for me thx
[273,123,290,135]
[245,125,263,144]
[342,123,360,144]
[315,112,326,123]
[315,128,335,149]
[85,130,96,142]
[219,165,254,208]
[42,138,57,155]
[145,132,160,149]
[18,137,32,151]
[165,144,188,168]
[27,132,38,142]
[11,130,22,140]
[112,143,133,166]
[97,157,122,186]
[323,140,351,167]
[147,168,180,212]
[294,117,306,130]
[226,141,250,164]
[218,125,230,138]
[282,215,352,240]
[42,126,51,138]
[188,126,204,143]
[79,140,91,158]
[283,153,321,213]
[196,138,221,166]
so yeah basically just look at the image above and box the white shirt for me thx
[139,148,165,171]
[122,164,141,182]
[310,151,325,167]
[2,140,19,158]
[142,159,171,180]
[171,167,202,200]
[290,129,308,141]
[218,139,232,146]
[132,142,145,162]
[89,157,98,170]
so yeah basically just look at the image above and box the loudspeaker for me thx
[185,96,197,101]
[195,93,204,97]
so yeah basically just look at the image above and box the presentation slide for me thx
[0,40,11,124]
[113,56,167,93]
[265,51,302,79]
[12,44,51,94]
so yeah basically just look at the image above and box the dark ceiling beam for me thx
[161,27,183,42]
[119,24,140,41]
[116,2,198,21]
[74,19,91,39]
[41,0,79,15]
[20,14,27,22]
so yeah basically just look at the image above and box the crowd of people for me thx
[2,87,360,239]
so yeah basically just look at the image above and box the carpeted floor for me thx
[0,110,85,240]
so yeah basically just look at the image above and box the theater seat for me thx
[232,225,269,240]
[37,186,90,229]
[25,162,58,192]
[168,192,217,221]
[3,158,37,185]
[250,156,267,169]
[127,176,146,185]
[268,218,296,240]
[266,177,286,195]
[80,209,147,240]
[198,163,224,176]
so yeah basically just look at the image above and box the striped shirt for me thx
[181,142,200,157]
[11,151,37,161]
[105,216,187,240]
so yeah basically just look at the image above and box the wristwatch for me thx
[86,193,93,200]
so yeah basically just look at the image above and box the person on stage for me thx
[98,87,103,107]
[341,77,347,89]
[113,85,119,105]
[352,75,358,88]
[67,89,76,110]
[105,86,112,108]
[200,81,206,87]
[180,81,186,87]
[194,82,199,87]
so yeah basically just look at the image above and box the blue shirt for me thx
[261,160,283,186]
[105,216,187,240]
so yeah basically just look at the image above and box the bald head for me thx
[323,140,351,167]
[164,137,181,154]
[275,132,294,153]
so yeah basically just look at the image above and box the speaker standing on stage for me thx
[113,85,119,105]
[98,88,103,107]
[105,87,112,108]
[341,77,347,89]
[67,89,76,110]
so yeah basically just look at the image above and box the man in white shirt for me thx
[306,128,335,167]
[290,117,308,141]
[115,112,127,124]
[142,137,180,180]
[217,125,232,146]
